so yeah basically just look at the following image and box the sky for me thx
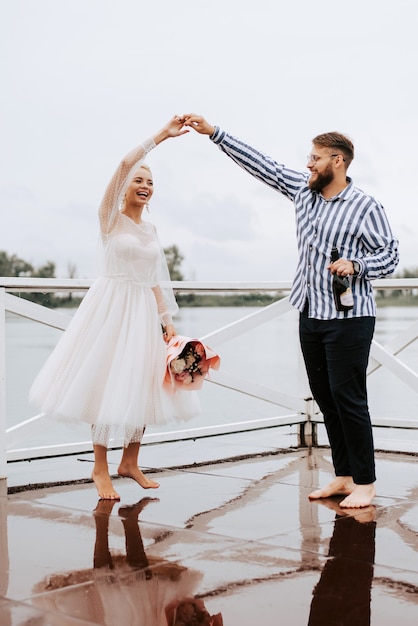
[1,0,417,282]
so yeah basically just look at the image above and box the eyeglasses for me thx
[307,154,345,163]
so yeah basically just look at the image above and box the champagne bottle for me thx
[331,247,354,311]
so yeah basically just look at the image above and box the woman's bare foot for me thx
[117,464,160,489]
[94,499,118,516]
[92,469,120,500]
[339,483,376,508]
[118,497,160,520]
[309,476,355,500]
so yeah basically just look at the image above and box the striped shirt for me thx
[210,127,399,320]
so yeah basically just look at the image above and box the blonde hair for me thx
[134,162,152,175]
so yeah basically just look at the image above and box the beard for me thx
[308,164,334,192]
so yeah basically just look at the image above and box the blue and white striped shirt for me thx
[210,127,399,320]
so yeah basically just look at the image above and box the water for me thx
[4,305,418,449]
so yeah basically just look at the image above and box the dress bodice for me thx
[103,214,160,285]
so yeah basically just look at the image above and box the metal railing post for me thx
[0,288,7,479]
[296,341,318,448]
[297,396,318,448]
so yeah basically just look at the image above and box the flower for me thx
[165,597,223,626]
[170,342,205,385]
[171,358,187,375]
[165,335,221,393]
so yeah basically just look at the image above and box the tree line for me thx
[0,246,186,308]
[1,249,417,308]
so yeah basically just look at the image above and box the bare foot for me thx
[315,497,349,516]
[117,465,160,489]
[94,499,118,516]
[352,507,376,523]
[92,469,120,500]
[339,483,376,509]
[316,497,376,522]
[309,476,355,500]
[118,497,160,519]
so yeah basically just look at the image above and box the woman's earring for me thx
[146,203,150,213]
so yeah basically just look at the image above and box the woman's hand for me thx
[162,323,176,343]
[154,116,189,144]
[184,114,215,136]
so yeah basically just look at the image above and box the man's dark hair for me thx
[312,131,354,167]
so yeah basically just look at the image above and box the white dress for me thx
[30,138,200,447]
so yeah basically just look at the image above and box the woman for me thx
[30,115,198,500]
[33,497,223,625]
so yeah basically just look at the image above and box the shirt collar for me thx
[315,177,353,202]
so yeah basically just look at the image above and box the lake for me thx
[4,305,418,450]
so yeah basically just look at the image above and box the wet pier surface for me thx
[1,434,418,625]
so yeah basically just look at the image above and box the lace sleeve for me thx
[99,137,156,235]
[152,285,174,327]
[151,225,179,325]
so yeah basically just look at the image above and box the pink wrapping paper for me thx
[164,335,221,393]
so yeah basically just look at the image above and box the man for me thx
[184,114,399,508]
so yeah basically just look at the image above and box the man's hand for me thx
[328,258,355,277]
[184,114,215,136]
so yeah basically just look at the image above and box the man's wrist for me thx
[209,126,224,144]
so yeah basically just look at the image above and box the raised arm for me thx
[184,113,306,201]
[99,116,188,234]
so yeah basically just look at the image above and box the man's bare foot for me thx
[339,483,376,509]
[92,469,120,500]
[315,497,349,516]
[309,476,355,500]
[352,507,376,523]
[117,464,160,489]
[316,497,376,522]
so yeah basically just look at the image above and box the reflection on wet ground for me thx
[1,442,418,625]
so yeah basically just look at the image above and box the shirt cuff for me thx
[354,259,367,277]
[209,126,225,144]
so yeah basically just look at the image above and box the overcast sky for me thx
[2,0,417,281]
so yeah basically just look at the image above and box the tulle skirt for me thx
[29,276,200,447]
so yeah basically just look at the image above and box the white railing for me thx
[1,277,418,478]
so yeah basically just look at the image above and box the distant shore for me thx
[44,292,418,309]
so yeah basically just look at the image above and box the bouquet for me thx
[165,597,223,626]
[165,335,220,392]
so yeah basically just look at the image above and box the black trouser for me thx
[299,306,376,484]
[308,514,376,625]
